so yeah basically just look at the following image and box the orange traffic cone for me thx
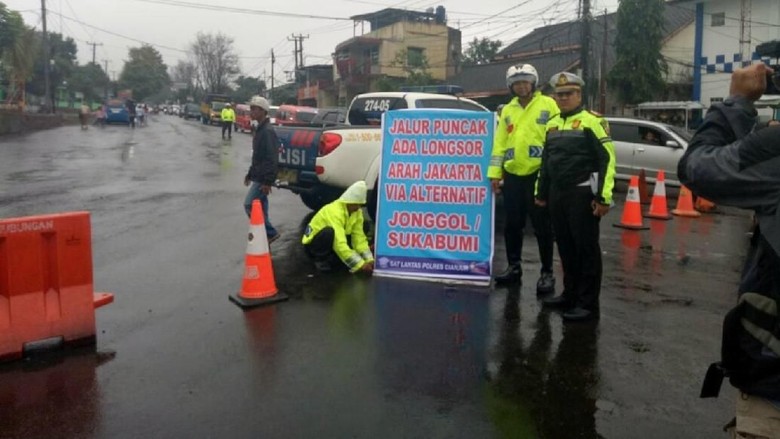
[614,176,649,230]
[230,199,288,308]
[695,196,717,213]
[644,170,673,220]
[671,185,701,218]
[638,169,650,205]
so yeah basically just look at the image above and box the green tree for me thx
[0,2,23,55]
[392,48,435,87]
[233,75,266,103]
[119,45,170,101]
[28,32,77,100]
[462,37,502,66]
[190,32,239,93]
[1,5,37,105]
[607,0,667,105]
[69,63,110,102]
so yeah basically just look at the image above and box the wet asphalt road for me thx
[0,115,745,438]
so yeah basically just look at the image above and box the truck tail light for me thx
[319,132,342,156]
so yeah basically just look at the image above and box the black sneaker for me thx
[562,307,599,322]
[536,272,555,294]
[494,264,522,284]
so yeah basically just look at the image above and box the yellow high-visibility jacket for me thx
[488,91,559,179]
[302,201,373,272]
[221,107,236,122]
[536,108,617,206]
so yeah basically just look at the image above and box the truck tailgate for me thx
[273,125,322,191]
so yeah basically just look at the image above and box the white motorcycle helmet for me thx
[506,64,539,90]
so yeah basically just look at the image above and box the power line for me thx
[128,0,352,21]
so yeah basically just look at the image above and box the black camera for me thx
[756,40,780,94]
[767,65,780,95]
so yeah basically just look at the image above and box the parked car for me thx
[182,103,201,120]
[605,116,691,186]
[104,99,129,124]
[275,105,319,127]
[308,107,347,127]
[234,104,252,132]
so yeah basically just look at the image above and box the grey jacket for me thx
[678,96,780,255]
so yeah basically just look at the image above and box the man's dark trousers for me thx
[549,185,602,312]
[502,172,554,272]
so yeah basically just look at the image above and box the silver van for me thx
[606,117,692,186]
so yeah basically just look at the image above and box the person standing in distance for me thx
[221,102,236,140]
[678,63,780,438]
[244,96,281,244]
[488,64,559,293]
[535,72,616,322]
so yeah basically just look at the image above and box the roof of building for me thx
[496,5,693,59]
[455,5,693,97]
[451,52,580,97]
[350,7,446,31]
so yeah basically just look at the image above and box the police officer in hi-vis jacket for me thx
[488,64,559,293]
[535,72,616,322]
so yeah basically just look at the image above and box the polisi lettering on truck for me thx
[278,130,315,166]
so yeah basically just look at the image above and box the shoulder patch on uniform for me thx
[572,119,581,129]
[600,118,610,135]
[536,110,551,125]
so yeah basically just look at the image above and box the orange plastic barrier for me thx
[672,185,702,218]
[644,170,673,220]
[0,212,114,362]
[230,200,288,308]
[613,175,649,230]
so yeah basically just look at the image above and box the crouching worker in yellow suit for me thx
[302,180,374,274]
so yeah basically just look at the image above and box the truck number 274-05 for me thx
[363,99,391,112]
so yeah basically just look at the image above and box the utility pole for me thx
[271,49,275,103]
[599,9,608,114]
[739,0,752,63]
[41,0,51,112]
[86,41,103,65]
[102,59,110,100]
[580,0,592,105]
[287,34,309,83]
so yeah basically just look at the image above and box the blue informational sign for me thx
[374,109,495,285]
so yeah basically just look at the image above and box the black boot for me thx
[542,294,572,309]
[536,272,555,295]
[494,264,521,284]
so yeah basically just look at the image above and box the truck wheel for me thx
[300,191,332,211]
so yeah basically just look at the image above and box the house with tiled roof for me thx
[451,5,695,114]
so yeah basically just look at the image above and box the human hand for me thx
[361,261,374,273]
[591,200,610,217]
[261,185,272,195]
[244,176,250,187]
[490,178,502,194]
[730,63,774,102]
[535,199,547,207]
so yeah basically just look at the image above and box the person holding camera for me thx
[678,63,780,438]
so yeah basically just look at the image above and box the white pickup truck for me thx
[309,92,489,218]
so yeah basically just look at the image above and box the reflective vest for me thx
[221,108,236,122]
[537,108,616,205]
[302,201,373,272]
[488,91,559,179]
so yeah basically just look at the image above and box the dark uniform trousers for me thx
[502,172,554,272]
[549,185,601,312]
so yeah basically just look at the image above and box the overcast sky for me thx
[6,0,620,84]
